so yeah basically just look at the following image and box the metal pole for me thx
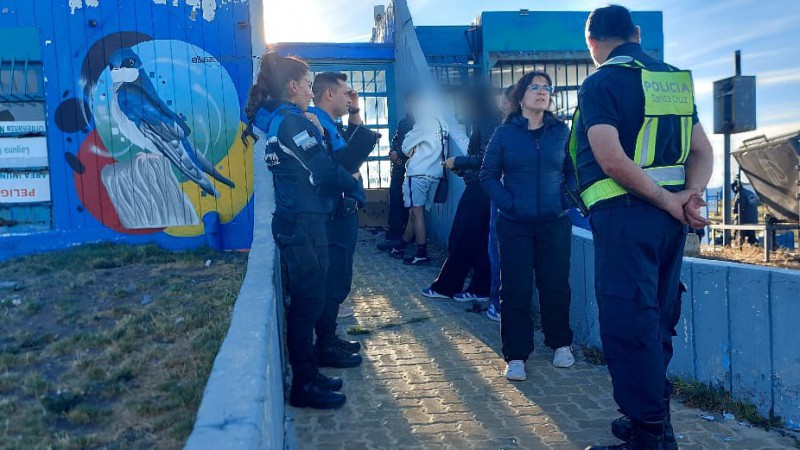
[723,133,732,245]
[722,50,742,247]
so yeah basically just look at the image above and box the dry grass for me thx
[0,243,247,450]
[699,244,800,270]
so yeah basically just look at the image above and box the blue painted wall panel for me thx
[479,11,663,57]
[669,261,696,379]
[728,265,773,417]
[569,232,588,345]
[270,43,394,61]
[582,237,601,349]
[770,270,800,429]
[415,26,472,58]
[691,263,730,387]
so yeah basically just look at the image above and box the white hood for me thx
[401,96,448,178]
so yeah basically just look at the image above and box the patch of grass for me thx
[21,371,49,397]
[671,377,784,429]
[582,346,606,365]
[0,351,23,371]
[347,325,371,335]
[65,404,110,425]
[0,243,246,449]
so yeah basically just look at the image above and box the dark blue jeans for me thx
[591,200,686,423]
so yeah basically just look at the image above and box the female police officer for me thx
[245,52,361,409]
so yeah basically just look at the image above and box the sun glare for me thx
[264,0,333,43]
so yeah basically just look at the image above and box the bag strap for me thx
[436,118,448,177]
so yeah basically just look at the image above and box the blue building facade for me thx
[0,0,258,260]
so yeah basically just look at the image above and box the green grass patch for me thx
[671,377,784,429]
[0,243,247,449]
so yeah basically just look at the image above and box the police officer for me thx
[306,72,365,368]
[246,53,361,409]
[568,6,714,449]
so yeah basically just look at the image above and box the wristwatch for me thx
[347,107,360,114]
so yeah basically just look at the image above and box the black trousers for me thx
[387,167,409,240]
[272,212,329,385]
[316,210,359,346]
[430,182,491,297]
[591,200,686,423]
[497,214,573,361]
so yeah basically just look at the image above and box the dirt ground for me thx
[0,243,247,450]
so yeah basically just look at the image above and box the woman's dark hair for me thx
[503,84,515,100]
[245,52,309,121]
[586,4,637,42]
[507,71,557,122]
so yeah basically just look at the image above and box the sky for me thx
[264,0,800,188]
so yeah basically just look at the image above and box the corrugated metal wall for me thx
[0,0,256,260]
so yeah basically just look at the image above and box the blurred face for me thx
[520,76,552,113]
[500,94,513,118]
[288,72,313,111]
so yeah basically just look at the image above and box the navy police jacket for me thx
[307,106,366,206]
[480,112,576,223]
[255,100,359,216]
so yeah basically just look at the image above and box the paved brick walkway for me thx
[289,229,796,450]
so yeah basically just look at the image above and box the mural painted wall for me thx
[0,0,256,259]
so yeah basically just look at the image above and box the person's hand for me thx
[347,90,360,109]
[661,190,694,225]
[683,192,709,228]
[304,112,323,135]
[444,157,456,170]
[390,151,398,162]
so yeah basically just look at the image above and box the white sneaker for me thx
[553,346,575,368]
[504,360,526,381]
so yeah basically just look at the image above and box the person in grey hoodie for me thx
[390,96,448,265]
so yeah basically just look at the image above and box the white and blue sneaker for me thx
[453,292,490,302]
[486,303,501,322]
[421,288,450,299]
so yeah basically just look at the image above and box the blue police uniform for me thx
[254,100,359,385]
[570,43,698,425]
[306,106,365,348]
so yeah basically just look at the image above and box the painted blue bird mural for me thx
[107,47,235,197]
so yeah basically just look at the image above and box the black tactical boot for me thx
[612,416,676,450]
[332,335,361,353]
[611,398,677,450]
[316,344,363,368]
[316,372,343,392]
[587,421,664,450]
[289,380,346,409]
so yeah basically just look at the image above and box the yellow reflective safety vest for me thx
[568,55,695,210]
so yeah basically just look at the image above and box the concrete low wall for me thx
[569,228,800,429]
[184,151,285,450]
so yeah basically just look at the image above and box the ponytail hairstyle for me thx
[242,52,309,145]
[506,71,558,124]
[244,52,309,122]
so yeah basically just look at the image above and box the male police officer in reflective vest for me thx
[568,6,714,450]
[306,72,366,369]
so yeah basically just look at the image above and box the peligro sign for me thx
[0,172,51,204]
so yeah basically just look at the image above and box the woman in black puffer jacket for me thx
[421,85,500,302]
[480,71,576,380]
